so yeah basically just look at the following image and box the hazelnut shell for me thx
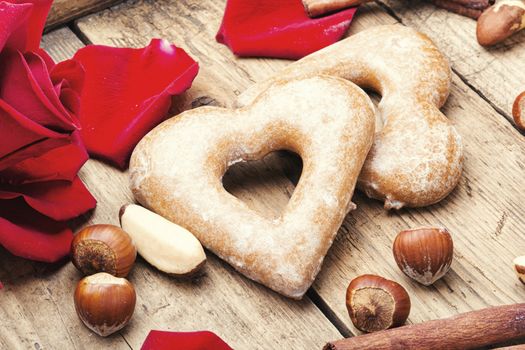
[74,272,136,336]
[71,224,137,277]
[513,91,525,130]
[393,227,453,286]
[346,274,411,333]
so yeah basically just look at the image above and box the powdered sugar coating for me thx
[239,25,463,209]
[130,76,374,298]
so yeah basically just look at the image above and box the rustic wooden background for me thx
[1,0,525,349]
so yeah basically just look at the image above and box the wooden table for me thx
[2,0,525,349]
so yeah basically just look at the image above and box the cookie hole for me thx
[222,151,302,220]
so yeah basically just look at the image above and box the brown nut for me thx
[513,256,525,283]
[71,224,137,277]
[477,0,525,46]
[513,91,525,130]
[346,274,411,333]
[74,273,136,336]
[393,227,453,286]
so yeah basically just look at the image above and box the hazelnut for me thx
[119,204,206,276]
[393,227,453,286]
[71,224,137,277]
[513,91,525,130]
[513,256,525,284]
[346,274,411,333]
[74,272,136,336]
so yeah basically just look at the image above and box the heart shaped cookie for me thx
[129,76,374,298]
[239,25,463,210]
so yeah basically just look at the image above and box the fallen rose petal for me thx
[141,330,233,350]
[0,0,53,52]
[216,0,357,59]
[0,200,73,263]
[72,38,199,168]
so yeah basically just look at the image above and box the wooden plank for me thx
[74,0,525,340]
[0,27,342,350]
[46,0,124,30]
[378,0,525,124]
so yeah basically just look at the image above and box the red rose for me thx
[0,0,95,262]
[0,0,199,263]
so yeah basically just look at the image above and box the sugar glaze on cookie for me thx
[130,76,375,298]
[239,25,463,209]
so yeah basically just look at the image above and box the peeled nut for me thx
[393,227,453,286]
[119,204,206,276]
[346,274,411,333]
[513,91,525,130]
[74,272,136,337]
[71,225,137,277]
[513,256,525,283]
[477,0,525,46]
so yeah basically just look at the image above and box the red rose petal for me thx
[141,331,233,350]
[72,39,199,168]
[0,0,53,52]
[0,2,32,52]
[0,99,69,160]
[1,131,88,183]
[36,47,56,70]
[0,50,79,131]
[0,200,73,263]
[50,58,85,93]
[216,0,357,60]
[0,176,96,221]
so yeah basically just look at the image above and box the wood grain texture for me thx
[46,0,124,30]
[380,0,525,124]
[0,27,341,350]
[74,0,525,341]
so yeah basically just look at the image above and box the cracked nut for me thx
[346,274,411,333]
[74,272,136,337]
[71,224,137,277]
[477,0,525,46]
[393,227,453,286]
[513,256,525,283]
[119,204,206,276]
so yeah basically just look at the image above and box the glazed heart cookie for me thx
[239,25,463,209]
[130,76,374,298]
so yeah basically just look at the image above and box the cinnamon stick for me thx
[431,0,484,19]
[443,0,494,10]
[324,304,525,350]
[302,0,371,17]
